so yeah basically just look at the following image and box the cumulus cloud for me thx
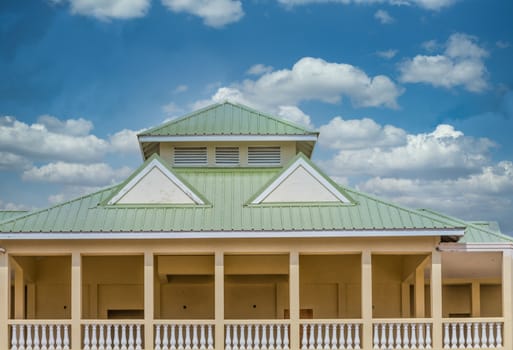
[399,33,489,92]
[376,49,398,59]
[0,199,29,211]
[0,152,31,171]
[277,0,456,11]
[322,123,495,179]
[109,129,142,154]
[199,57,403,111]
[52,0,151,20]
[318,116,406,150]
[374,9,394,24]
[421,39,439,52]
[277,106,314,129]
[37,115,94,136]
[161,0,244,27]
[23,162,132,186]
[247,64,274,76]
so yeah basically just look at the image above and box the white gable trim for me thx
[139,135,317,142]
[251,157,351,204]
[108,159,205,205]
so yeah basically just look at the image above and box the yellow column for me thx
[361,250,373,350]
[215,251,224,350]
[289,251,300,350]
[144,251,154,350]
[401,282,411,317]
[12,258,24,319]
[71,251,82,350]
[415,264,425,318]
[471,282,481,317]
[431,250,443,350]
[0,252,9,350]
[502,250,512,350]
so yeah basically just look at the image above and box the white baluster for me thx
[472,323,479,349]
[496,323,502,348]
[346,324,353,350]
[488,323,495,348]
[418,324,425,349]
[26,325,33,350]
[207,325,214,350]
[481,323,487,348]
[315,325,322,350]
[331,324,337,350]
[233,326,239,350]
[171,325,177,350]
[192,325,199,350]
[178,325,185,350]
[276,325,282,350]
[161,325,168,350]
[91,325,97,350]
[155,325,162,350]
[41,325,48,350]
[97,325,104,350]
[200,325,206,350]
[283,325,289,350]
[425,324,432,349]
[394,324,401,350]
[185,325,192,350]
[55,325,62,350]
[128,325,135,350]
[121,325,128,350]
[34,325,41,350]
[254,325,261,350]
[322,325,329,350]
[11,324,18,350]
[135,325,142,350]
[373,324,379,350]
[261,325,268,350]
[240,325,246,350]
[443,324,449,349]
[402,324,409,349]
[308,325,314,350]
[339,324,345,350]
[48,325,55,350]
[411,324,417,349]
[269,325,275,350]
[450,324,457,349]
[225,326,232,350]
[63,325,70,350]
[380,324,387,350]
[465,324,471,349]
[301,325,308,350]
[114,325,120,350]
[19,325,25,350]
[246,325,253,350]
[457,324,464,349]
[106,325,113,350]
[387,324,394,350]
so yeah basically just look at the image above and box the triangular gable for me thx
[250,154,353,204]
[106,155,206,205]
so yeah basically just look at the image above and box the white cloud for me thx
[200,57,403,111]
[322,123,495,179]
[0,152,30,171]
[399,33,489,92]
[247,64,274,76]
[496,40,511,49]
[374,9,394,24]
[318,116,406,150]
[54,0,151,20]
[421,39,439,52]
[161,0,244,27]
[109,129,142,154]
[23,162,132,186]
[37,115,94,136]
[376,49,398,59]
[47,185,106,205]
[277,106,314,129]
[0,199,29,211]
[277,0,456,11]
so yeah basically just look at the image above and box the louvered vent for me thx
[215,147,239,166]
[248,146,281,165]
[174,147,207,166]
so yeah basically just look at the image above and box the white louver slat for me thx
[174,147,208,166]
[248,146,281,165]
[215,147,239,166]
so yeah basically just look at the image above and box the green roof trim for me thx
[417,209,513,243]
[138,101,319,137]
[245,152,356,206]
[100,153,211,207]
[0,211,29,223]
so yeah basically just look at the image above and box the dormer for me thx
[137,101,319,167]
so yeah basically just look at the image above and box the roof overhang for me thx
[0,229,464,240]
[438,242,513,252]
[138,135,318,142]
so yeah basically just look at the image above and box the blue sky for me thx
[1,0,513,233]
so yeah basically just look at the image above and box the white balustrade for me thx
[225,323,290,350]
[9,323,71,350]
[372,322,432,349]
[300,322,361,350]
[155,324,214,350]
[443,321,503,349]
[82,323,143,350]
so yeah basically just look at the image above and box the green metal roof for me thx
[417,209,513,243]
[138,101,318,137]
[0,163,464,234]
[0,211,28,222]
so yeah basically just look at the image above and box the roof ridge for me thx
[341,186,463,229]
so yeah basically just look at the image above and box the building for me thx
[0,101,512,350]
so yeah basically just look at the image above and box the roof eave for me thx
[138,135,319,142]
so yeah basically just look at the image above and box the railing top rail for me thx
[224,319,291,325]
[299,319,362,324]
[442,317,504,323]
[8,320,72,325]
[80,319,146,325]
[372,318,433,324]
[154,320,216,325]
